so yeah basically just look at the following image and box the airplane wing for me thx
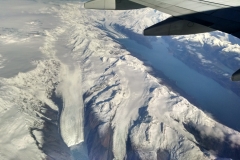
[129,0,240,38]
[84,0,240,81]
[127,0,240,80]
[85,0,240,38]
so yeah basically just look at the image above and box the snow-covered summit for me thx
[0,1,240,160]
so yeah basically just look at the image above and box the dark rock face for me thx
[157,149,170,160]
[30,103,71,160]
[183,122,240,160]
[84,98,114,160]
[125,136,141,160]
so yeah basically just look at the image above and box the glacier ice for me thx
[0,1,240,160]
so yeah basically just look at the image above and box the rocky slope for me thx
[0,1,240,160]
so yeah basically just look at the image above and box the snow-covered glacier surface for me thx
[0,1,240,160]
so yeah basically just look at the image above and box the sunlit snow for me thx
[0,1,240,160]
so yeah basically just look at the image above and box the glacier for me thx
[0,0,240,160]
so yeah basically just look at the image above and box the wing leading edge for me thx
[143,16,214,36]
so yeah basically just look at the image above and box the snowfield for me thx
[0,1,240,160]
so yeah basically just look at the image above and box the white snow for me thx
[0,1,240,160]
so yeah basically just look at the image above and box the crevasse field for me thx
[1,0,240,160]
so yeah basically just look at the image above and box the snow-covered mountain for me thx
[0,1,240,160]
